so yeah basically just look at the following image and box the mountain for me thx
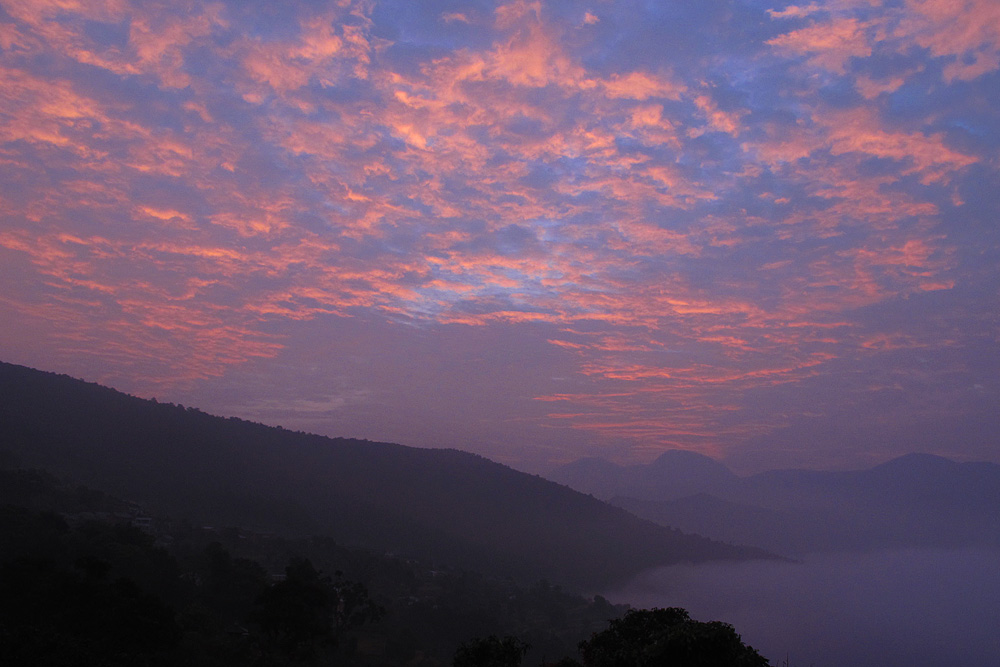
[547,450,737,502]
[0,361,771,589]
[550,450,1000,557]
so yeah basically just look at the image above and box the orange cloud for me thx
[821,107,977,182]
[602,71,685,101]
[1,0,992,469]
[692,94,745,136]
[898,0,1000,81]
[768,17,873,74]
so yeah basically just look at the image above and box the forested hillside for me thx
[1,467,639,666]
[0,361,771,590]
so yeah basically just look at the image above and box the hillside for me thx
[0,361,770,589]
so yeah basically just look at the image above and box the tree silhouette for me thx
[453,634,530,667]
[252,559,336,660]
[0,556,179,665]
[251,558,382,661]
[579,607,770,667]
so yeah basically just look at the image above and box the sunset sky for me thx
[2,0,998,473]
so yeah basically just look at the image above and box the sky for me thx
[1,0,998,474]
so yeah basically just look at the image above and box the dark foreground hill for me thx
[0,361,769,589]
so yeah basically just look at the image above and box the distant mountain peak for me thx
[548,449,737,502]
[873,452,956,471]
[0,359,771,589]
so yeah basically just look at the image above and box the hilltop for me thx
[0,361,771,589]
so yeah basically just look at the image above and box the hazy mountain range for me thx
[547,450,1000,557]
[0,361,771,590]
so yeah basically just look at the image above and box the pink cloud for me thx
[692,94,746,137]
[899,0,1000,81]
[768,17,873,74]
[440,12,471,25]
[767,4,823,20]
[602,71,685,101]
[1,0,995,469]
[821,107,977,181]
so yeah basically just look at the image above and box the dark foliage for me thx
[453,635,530,667]
[0,362,782,666]
[578,608,770,667]
[252,558,383,661]
[195,541,271,623]
[0,556,179,666]
[0,360,772,590]
[0,471,638,666]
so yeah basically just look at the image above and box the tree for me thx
[197,542,269,623]
[453,634,530,667]
[252,559,336,660]
[251,558,382,661]
[579,607,770,667]
[0,556,179,666]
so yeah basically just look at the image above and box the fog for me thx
[603,548,1000,667]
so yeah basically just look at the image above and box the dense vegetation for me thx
[0,468,769,666]
[0,467,614,665]
[577,608,770,667]
[0,359,777,665]
[0,361,772,590]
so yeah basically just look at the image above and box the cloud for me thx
[897,0,1000,82]
[768,17,873,74]
[0,0,996,471]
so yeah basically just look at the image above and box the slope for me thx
[0,361,770,589]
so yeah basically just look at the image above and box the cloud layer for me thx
[2,0,998,471]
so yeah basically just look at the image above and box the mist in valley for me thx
[605,547,1000,667]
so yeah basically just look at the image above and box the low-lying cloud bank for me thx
[605,548,1000,667]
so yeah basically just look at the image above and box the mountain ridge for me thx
[547,449,737,502]
[0,361,772,589]
[548,449,1000,557]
